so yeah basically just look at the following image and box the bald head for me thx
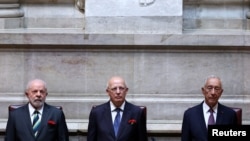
[106,76,128,107]
[107,76,127,89]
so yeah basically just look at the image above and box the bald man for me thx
[87,76,148,141]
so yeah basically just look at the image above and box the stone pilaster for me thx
[0,0,24,28]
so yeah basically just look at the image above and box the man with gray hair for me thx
[181,75,238,141]
[5,79,69,141]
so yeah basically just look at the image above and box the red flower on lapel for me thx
[48,120,56,126]
[128,119,136,125]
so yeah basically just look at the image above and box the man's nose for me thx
[210,88,216,94]
[116,88,121,93]
[36,91,42,96]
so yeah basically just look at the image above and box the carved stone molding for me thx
[0,0,24,18]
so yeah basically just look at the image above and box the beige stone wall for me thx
[0,46,249,134]
[0,1,249,139]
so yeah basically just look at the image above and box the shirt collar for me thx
[110,101,125,112]
[203,101,218,113]
[28,103,44,116]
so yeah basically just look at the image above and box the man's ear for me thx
[201,87,204,91]
[25,92,28,96]
[201,87,206,95]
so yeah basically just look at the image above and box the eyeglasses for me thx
[205,86,222,92]
[108,87,127,93]
[31,90,47,95]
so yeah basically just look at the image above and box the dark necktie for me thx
[33,111,41,137]
[208,108,215,125]
[113,108,121,137]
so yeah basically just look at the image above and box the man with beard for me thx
[5,79,69,141]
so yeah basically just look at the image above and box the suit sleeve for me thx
[57,110,69,141]
[181,111,191,141]
[5,111,16,141]
[138,108,148,141]
[87,108,97,141]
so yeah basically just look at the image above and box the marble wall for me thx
[0,46,249,133]
[0,0,249,141]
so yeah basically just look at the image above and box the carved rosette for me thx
[0,0,24,18]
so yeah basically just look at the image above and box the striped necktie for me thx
[33,111,41,137]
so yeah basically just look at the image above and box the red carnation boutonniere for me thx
[48,120,56,126]
[128,119,136,125]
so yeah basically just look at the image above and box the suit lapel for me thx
[103,103,116,138]
[198,102,208,132]
[23,104,36,138]
[216,104,224,124]
[116,102,132,139]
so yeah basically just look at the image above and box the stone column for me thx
[0,0,24,28]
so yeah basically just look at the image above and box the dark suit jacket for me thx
[87,101,148,141]
[5,103,69,141]
[181,101,238,141]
